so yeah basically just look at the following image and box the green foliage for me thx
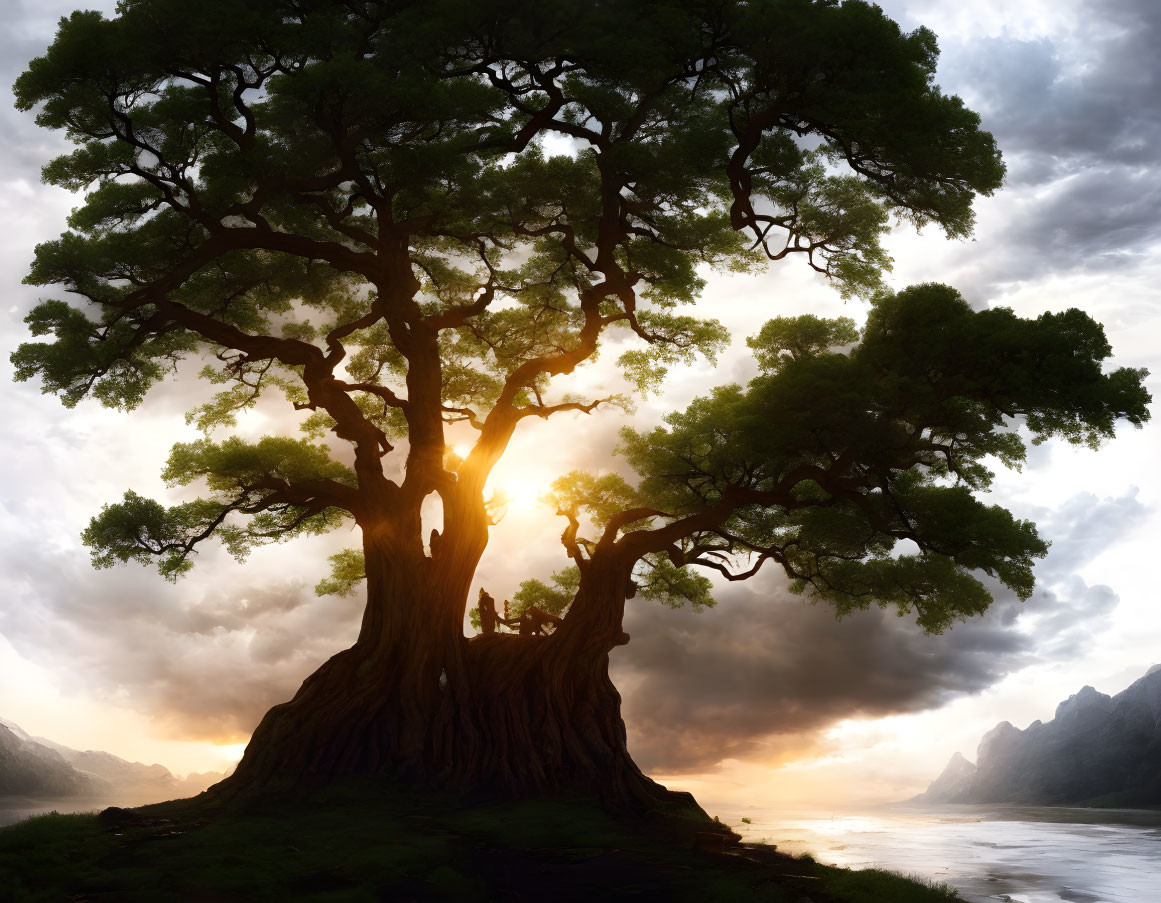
[748,314,859,372]
[316,548,367,597]
[635,554,716,611]
[11,299,196,409]
[84,438,354,579]
[820,868,962,903]
[161,436,355,490]
[547,471,643,528]
[729,0,1004,239]
[617,314,731,395]
[618,285,1150,632]
[11,0,1005,426]
[512,567,582,620]
[859,285,1151,449]
[758,155,896,297]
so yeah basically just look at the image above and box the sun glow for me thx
[488,480,546,519]
[215,742,249,763]
[503,480,545,512]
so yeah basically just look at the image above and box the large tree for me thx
[13,0,1149,811]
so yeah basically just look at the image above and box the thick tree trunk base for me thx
[209,633,705,823]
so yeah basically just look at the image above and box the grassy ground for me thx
[0,782,961,902]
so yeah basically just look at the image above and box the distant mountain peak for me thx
[1054,684,1112,721]
[911,749,977,803]
[914,665,1161,807]
[1,716,228,802]
[0,717,31,743]
[976,719,1021,762]
[0,722,107,797]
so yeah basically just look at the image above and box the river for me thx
[708,802,1161,903]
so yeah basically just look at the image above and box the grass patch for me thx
[0,784,963,902]
[819,866,961,902]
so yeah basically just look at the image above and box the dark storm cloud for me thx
[946,35,1161,177]
[921,0,1161,291]
[0,523,363,739]
[979,168,1161,284]
[612,491,1144,773]
[615,578,1026,772]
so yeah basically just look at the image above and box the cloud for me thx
[1029,489,1147,577]
[947,43,1160,179]
[985,170,1161,282]
[612,490,1143,773]
[889,0,1161,295]
[0,504,364,740]
[0,1,120,191]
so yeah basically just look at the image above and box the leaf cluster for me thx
[616,284,1150,631]
[84,437,354,579]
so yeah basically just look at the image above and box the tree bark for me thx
[211,542,697,816]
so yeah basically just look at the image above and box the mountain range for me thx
[914,665,1161,807]
[0,717,228,801]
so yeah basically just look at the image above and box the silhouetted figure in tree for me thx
[519,606,563,636]
[477,589,501,634]
[477,589,518,635]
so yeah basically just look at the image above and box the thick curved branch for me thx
[442,405,484,429]
[558,508,587,566]
[599,507,669,547]
[514,395,622,422]
[685,553,771,582]
[250,475,363,518]
[151,299,393,480]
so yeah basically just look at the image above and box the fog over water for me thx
[708,803,1161,903]
[0,794,171,829]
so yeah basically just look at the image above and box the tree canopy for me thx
[12,0,1148,639]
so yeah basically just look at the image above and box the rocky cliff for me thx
[915,665,1161,806]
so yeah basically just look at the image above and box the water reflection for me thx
[709,804,1161,903]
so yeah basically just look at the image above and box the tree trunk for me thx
[211,544,698,816]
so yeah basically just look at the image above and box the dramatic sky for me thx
[2,0,1160,806]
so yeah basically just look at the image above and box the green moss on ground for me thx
[0,783,961,902]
